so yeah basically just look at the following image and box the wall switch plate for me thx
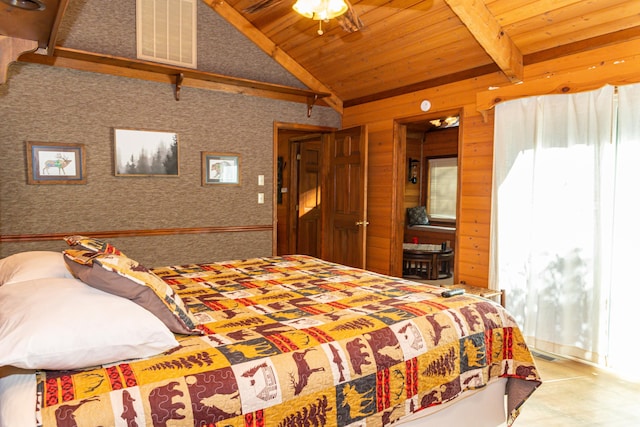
[258,175,264,186]
[258,193,264,204]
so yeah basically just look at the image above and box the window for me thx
[426,157,457,221]
[137,0,197,68]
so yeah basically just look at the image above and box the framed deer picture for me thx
[26,141,87,185]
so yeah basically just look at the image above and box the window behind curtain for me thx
[426,157,457,220]
[490,84,640,378]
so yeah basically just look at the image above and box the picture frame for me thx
[114,128,179,176]
[26,141,86,185]
[202,152,240,185]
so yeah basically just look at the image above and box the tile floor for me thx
[514,353,640,426]
[404,276,640,426]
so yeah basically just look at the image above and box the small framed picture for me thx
[114,128,179,176]
[202,152,240,185]
[26,141,86,185]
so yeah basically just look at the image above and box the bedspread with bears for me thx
[36,255,540,427]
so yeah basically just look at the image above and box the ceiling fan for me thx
[243,0,364,35]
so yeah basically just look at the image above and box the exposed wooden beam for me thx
[444,0,523,83]
[476,50,640,113]
[0,36,38,84]
[345,63,502,107]
[47,0,71,55]
[19,47,330,105]
[200,0,343,114]
[525,25,640,66]
[346,24,640,108]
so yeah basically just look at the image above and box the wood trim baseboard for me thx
[0,225,273,243]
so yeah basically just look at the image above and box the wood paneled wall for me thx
[276,131,293,256]
[404,132,422,209]
[456,111,493,285]
[424,128,458,158]
[363,123,399,273]
[344,38,640,287]
[404,127,458,212]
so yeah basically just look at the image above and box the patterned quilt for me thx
[36,255,540,427]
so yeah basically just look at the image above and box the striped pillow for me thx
[64,250,201,335]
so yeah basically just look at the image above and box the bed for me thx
[0,237,541,427]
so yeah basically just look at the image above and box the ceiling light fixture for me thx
[429,116,460,129]
[444,116,459,127]
[293,0,349,35]
[1,0,45,11]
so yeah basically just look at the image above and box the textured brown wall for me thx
[0,0,341,266]
[56,0,307,88]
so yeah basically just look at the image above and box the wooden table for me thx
[402,243,453,280]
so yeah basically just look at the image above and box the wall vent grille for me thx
[136,0,197,68]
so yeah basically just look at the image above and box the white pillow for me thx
[0,367,37,427]
[0,251,73,286]
[0,277,179,370]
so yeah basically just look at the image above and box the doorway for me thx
[275,125,333,257]
[396,112,460,281]
[290,134,323,257]
[274,123,368,268]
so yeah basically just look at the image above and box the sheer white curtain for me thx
[607,84,640,377]
[490,84,640,375]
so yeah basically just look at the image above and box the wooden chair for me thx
[435,250,454,279]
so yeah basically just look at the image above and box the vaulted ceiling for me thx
[2,0,639,113]
[215,0,640,109]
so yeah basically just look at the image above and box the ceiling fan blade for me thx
[336,0,364,33]
[243,0,282,14]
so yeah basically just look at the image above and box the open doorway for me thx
[287,133,323,257]
[275,125,333,257]
[397,112,460,282]
[274,123,368,269]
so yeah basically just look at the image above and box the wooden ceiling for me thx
[2,0,640,112]
[211,0,640,108]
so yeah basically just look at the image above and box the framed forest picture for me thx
[114,129,179,176]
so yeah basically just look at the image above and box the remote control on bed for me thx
[441,288,465,297]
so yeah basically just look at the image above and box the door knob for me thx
[355,221,369,226]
